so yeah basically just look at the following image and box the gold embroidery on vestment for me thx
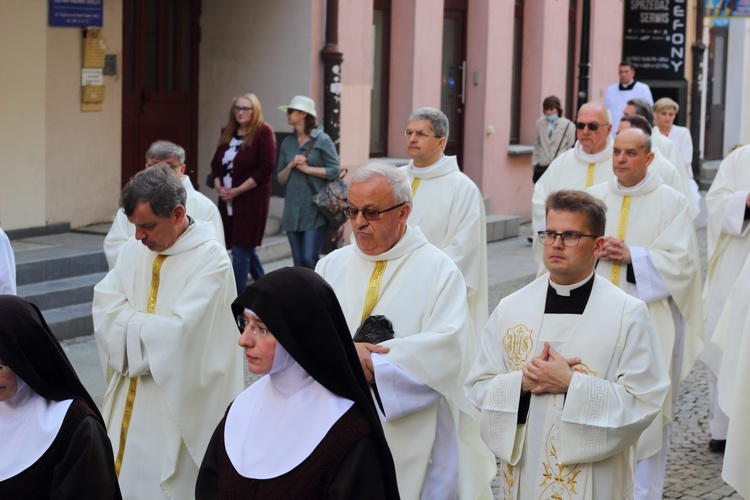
[411,178,421,195]
[361,261,387,325]
[115,254,167,477]
[538,423,581,499]
[572,362,597,377]
[585,163,596,189]
[610,196,632,287]
[503,324,534,370]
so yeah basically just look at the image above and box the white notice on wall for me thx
[82,68,103,86]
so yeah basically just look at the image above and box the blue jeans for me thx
[232,245,265,294]
[287,227,327,269]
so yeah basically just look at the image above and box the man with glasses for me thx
[316,163,496,500]
[588,127,702,499]
[93,165,243,499]
[104,140,224,269]
[467,189,668,499]
[399,107,489,340]
[531,102,614,272]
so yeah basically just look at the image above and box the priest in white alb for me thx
[587,128,702,500]
[711,253,750,499]
[104,140,224,269]
[399,107,489,335]
[0,227,15,295]
[466,189,668,499]
[532,102,614,270]
[93,165,243,499]
[701,144,750,453]
[316,164,496,500]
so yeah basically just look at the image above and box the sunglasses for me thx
[575,122,607,131]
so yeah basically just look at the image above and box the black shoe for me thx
[708,439,726,453]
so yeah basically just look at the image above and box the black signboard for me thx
[623,0,687,79]
[49,0,103,27]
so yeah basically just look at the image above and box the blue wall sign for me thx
[49,0,103,27]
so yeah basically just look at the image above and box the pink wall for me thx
[589,0,625,104]
[387,0,444,158]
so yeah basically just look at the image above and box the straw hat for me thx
[278,95,317,118]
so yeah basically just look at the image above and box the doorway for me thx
[705,25,728,160]
[442,4,467,166]
[121,0,201,187]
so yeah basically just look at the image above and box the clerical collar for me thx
[576,135,612,163]
[619,80,635,91]
[409,154,447,173]
[545,272,595,315]
[616,170,653,192]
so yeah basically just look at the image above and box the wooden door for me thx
[441,7,466,166]
[122,0,201,187]
[705,25,728,160]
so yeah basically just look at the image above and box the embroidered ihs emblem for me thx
[503,324,533,370]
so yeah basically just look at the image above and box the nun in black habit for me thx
[0,295,121,499]
[196,267,400,499]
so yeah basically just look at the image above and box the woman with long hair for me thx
[211,93,276,293]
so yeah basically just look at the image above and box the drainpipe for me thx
[577,0,592,108]
[689,1,705,178]
[321,0,343,152]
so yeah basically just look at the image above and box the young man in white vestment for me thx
[103,140,224,269]
[466,189,669,499]
[710,253,750,498]
[0,227,16,294]
[603,60,654,138]
[532,102,614,271]
[701,144,750,453]
[399,107,489,338]
[587,128,703,499]
[92,165,244,499]
[316,164,496,499]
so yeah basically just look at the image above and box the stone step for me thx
[43,302,95,340]
[487,214,520,243]
[17,272,107,310]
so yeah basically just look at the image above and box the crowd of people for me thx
[0,72,748,499]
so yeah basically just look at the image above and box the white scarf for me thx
[0,378,72,480]
[224,343,353,479]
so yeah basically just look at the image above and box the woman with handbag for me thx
[531,95,575,183]
[275,96,340,269]
[211,93,276,294]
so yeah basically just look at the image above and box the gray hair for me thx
[145,140,186,164]
[120,163,187,217]
[408,107,450,140]
[350,163,413,206]
[626,98,654,125]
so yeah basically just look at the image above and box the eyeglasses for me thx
[538,231,598,247]
[234,106,253,113]
[236,316,271,337]
[403,129,440,139]
[344,202,406,221]
[575,122,607,131]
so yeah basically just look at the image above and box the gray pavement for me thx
[59,217,741,498]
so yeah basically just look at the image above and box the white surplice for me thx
[316,225,496,500]
[589,173,702,463]
[711,253,750,499]
[93,220,243,499]
[604,81,654,138]
[532,140,615,270]
[0,228,15,295]
[466,274,668,499]
[103,176,225,269]
[648,148,697,220]
[400,155,489,338]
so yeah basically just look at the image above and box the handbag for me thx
[301,137,349,228]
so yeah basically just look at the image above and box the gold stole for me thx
[411,178,421,195]
[360,261,387,325]
[585,163,596,189]
[114,254,168,477]
[610,196,632,287]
